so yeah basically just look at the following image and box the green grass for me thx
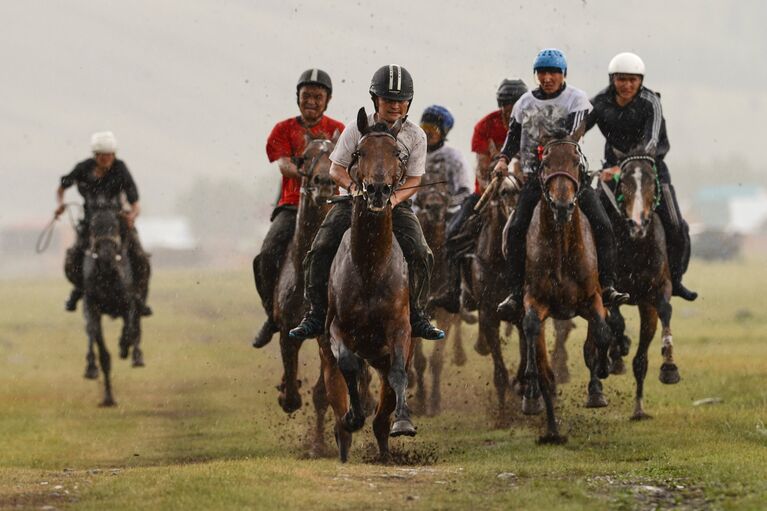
[1,260,766,510]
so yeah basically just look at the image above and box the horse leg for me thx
[309,351,330,458]
[84,332,98,380]
[358,361,376,417]
[583,311,612,408]
[428,312,448,416]
[482,310,512,425]
[605,306,629,375]
[337,343,366,433]
[278,335,303,414]
[451,312,467,366]
[389,342,416,437]
[511,323,526,396]
[631,302,658,420]
[521,307,545,415]
[409,338,427,416]
[85,301,115,407]
[552,319,575,384]
[128,304,144,368]
[320,349,352,462]
[372,367,397,463]
[657,298,680,384]
[536,323,565,444]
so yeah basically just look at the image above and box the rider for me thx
[418,104,473,207]
[495,49,630,318]
[289,64,445,341]
[56,131,152,315]
[430,79,528,313]
[586,52,697,301]
[251,68,345,348]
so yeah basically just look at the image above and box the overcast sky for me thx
[0,0,764,225]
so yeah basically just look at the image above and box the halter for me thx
[538,139,587,205]
[614,155,661,211]
[348,131,408,202]
[86,208,123,259]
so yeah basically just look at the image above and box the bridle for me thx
[538,139,587,207]
[348,131,408,203]
[295,138,335,196]
[613,155,661,211]
[86,206,123,260]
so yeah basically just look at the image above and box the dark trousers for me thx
[303,199,434,316]
[254,206,297,319]
[504,176,618,292]
[654,161,691,281]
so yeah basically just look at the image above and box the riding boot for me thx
[288,307,325,341]
[252,317,280,348]
[65,288,83,312]
[410,306,445,340]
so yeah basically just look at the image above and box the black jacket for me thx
[61,158,139,214]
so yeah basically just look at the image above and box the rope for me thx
[35,202,84,254]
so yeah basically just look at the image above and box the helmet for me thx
[496,79,528,106]
[296,68,333,96]
[369,64,414,101]
[91,131,117,153]
[420,105,455,136]
[533,48,567,75]
[608,52,645,76]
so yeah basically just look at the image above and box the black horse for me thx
[81,196,143,406]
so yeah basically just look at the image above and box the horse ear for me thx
[304,131,313,148]
[613,146,628,161]
[331,128,341,144]
[570,120,587,142]
[357,107,369,135]
[390,117,404,138]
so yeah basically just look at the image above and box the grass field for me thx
[1,259,766,510]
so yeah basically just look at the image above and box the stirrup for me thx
[603,287,630,306]
[288,311,325,340]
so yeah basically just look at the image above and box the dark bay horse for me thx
[81,196,143,406]
[269,134,339,452]
[602,151,680,420]
[319,110,414,462]
[514,129,612,443]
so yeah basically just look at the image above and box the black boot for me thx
[410,310,445,340]
[602,286,630,307]
[672,281,698,301]
[252,318,279,348]
[65,289,83,312]
[497,289,523,321]
[289,308,325,340]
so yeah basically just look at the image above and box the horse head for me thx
[414,164,450,226]
[538,126,586,225]
[87,196,124,271]
[613,147,659,239]
[300,131,338,206]
[351,107,406,213]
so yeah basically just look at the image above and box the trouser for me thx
[653,161,691,282]
[504,175,618,292]
[303,199,434,316]
[440,193,482,298]
[65,218,151,303]
[253,205,297,320]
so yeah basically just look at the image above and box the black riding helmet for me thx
[369,64,414,110]
[496,78,528,107]
[296,68,333,99]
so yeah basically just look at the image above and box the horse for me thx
[80,195,143,407]
[513,127,612,443]
[319,109,414,462]
[601,149,680,420]
[268,133,343,453]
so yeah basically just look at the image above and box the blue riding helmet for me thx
[420,105,455,136]
[533,48,567,76]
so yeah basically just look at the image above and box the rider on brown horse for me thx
[495,49,630,318]
[586,52,697,301]
[56,131,151,317]
[251,69,345,348]
[430,78,528,314]
[289,65,445,342]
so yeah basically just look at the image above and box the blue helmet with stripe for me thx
[420,105,455,135]
[533,48,567,76]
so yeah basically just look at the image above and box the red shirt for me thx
[266,115,345,206]
[471,110,509,193]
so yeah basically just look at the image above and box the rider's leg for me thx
[497,178,541,318]
[577,187,630,306]
[289,201,352,340]
[430,193,480,313]
[655,161,697,301]
[64,224,87,312]
[252,206,297,347]
[392,201,445,340]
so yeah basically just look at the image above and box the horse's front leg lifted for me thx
[337,344,365,432]
[389,345,416,437]
[521,309,544,415]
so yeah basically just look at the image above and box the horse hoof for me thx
[132,352,145,368]
[630,411,653,421]
[119,345,130,359]
[390,418,417,437]
[460,310,478,325]
[585,393,608,408]
[659,364,681,384]
[521,396,543,415]
[83,366,99,380]
[377,451,393,464]
[473,340,490,357]
[452,349,467,367]
[537,433,567,445]
[610,358,626,375]
[342,411,365,433]
[278,394,302,414]
[99,398,116,407]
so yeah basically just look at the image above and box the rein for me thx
[538,139,587,206]
[348,131,408,204]
[602,155,661,215]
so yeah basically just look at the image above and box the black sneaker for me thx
[288,310,325,340]
[672,282,698,302]
[411,314,445,340]
[252,318,279,348]
[602,286,630,306]
[429,289,460,314]
[496,291,522,321]
[65,289,82,312]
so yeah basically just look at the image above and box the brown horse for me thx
[270,134,337,451]
[514,129,612,443]
[319,111,415,462]
[602,150,680,420]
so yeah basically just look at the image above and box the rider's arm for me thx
[276,157,301,179]
[391,176,421,207]
[640,90,663,154]
[498,119,521,164]
[566,109,590,137]
[329,162,356,192]
[55,186,66,217]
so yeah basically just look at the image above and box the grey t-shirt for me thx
[330,113,427,179]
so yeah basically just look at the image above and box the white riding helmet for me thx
[91,131,118,153]
[608,52,645,76]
